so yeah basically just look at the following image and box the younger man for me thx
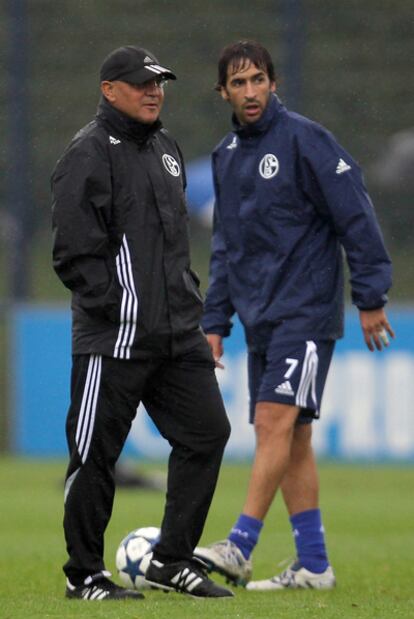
[195,40,393,590]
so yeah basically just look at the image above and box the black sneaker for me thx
[65,570,144,600]
[145,557,234,598]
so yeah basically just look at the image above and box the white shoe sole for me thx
[246,567,336,591]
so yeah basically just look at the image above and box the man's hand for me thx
[359,308,395,352]
[206,333,225,369]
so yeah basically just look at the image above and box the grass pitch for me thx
[0,458,413,618]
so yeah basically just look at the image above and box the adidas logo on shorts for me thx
[275,380,295,396]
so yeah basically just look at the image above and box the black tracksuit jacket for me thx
[52,98,203,359]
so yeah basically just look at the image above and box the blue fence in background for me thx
[10,305,414,461]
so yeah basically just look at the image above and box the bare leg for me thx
[281,423,319,516]
[193,405,328,587]
[242,402,300,520]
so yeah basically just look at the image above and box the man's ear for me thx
[220,86,229,102]
[270,81,276,93]
[101,81,115,102]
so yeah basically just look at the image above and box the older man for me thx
[52,45,232,600]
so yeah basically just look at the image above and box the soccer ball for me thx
[116,526,160,589]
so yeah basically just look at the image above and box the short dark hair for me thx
[216,40,276,90]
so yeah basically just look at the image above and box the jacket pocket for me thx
[183,269,204,304]
[77,277,122,324]
[101,279,123,323]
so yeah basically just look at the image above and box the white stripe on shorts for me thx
[296,341,319,409]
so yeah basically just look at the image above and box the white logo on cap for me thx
[162,154,180,177]
[143,55,153,64]
[259,153,279,179]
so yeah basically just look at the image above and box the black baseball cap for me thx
[100,45,176,84]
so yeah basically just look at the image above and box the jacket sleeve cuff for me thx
[356,294,388,311]
[202,324,233,338]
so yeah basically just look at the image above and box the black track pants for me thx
[63,337,230,583]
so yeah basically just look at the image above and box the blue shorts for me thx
[248,339,335,424]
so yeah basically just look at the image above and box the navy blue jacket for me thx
[202,95,392,349]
